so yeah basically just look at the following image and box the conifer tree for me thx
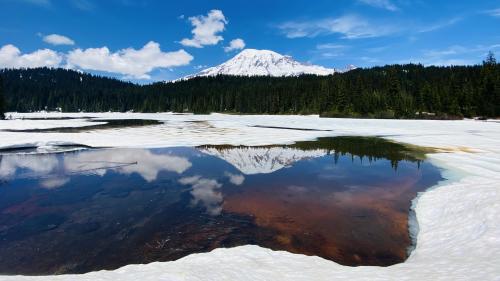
[484,51,497,65]
[481,52,497,116]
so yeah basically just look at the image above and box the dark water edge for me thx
[0,144,95,155]
[1,119,162,133]
[0,137,443,275]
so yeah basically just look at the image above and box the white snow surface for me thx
[0,112,500,280]
[180,49,337,80]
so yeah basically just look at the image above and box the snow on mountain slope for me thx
[200,146,327,174]
[181,49,337,79]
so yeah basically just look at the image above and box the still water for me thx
[0,137,442,274]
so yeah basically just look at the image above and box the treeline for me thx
[1,53,499,118]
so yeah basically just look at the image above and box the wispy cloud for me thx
[403,44,500,66]
[360,56,382,63]
[71,0,95,11]
[366,45,392,53]
[424,44,500,58]
[278,15,399,39]
[13,0,95,10]
[313,43,349,59]
[418,17,462,33]
[279,12,466,44]
[358,0,398,11]
[16,0,51,6]
[316,43,347,50]
[484,8,500,17]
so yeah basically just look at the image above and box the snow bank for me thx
[0,113,499,280]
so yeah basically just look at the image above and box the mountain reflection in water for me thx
[0,137,442,275]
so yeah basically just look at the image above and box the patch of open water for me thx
[0,137,442,275]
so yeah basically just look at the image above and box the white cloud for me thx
[64,148,192,182]
[0,44,63,68]
[0,42,192,79]
[224,38,246,52]
[40,177,70,189]
[278,15,397,39]
[0,154,59,178]
[67,41,193,79]
[179,175,224,215]
[180,9,227,48]
[224,172,245,185]
[358,0,398,11]
[43,34,75,46]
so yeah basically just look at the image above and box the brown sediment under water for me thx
[0,137,443,275]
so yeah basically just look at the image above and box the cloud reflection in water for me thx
[179,175,223,215]
[0,149,192,189]
[63,149,192,182]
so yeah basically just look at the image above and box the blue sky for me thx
[0,0,499,82]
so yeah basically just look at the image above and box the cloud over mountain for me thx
[224,39,246,52]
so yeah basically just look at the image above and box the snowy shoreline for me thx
[0,113,499,280]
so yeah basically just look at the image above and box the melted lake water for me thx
[0,137,442,275]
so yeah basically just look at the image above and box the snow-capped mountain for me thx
[181,49,337,80]
[344,64,358,71]
[200,146,327,175]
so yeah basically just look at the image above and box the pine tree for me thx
[415,89,424,114]
[484,51,497,66]
[388,70,404,118]
[336,79,348,113]
[481,52,497,116]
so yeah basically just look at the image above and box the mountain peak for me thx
[180,49,338,80]
[236,48,279,56]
